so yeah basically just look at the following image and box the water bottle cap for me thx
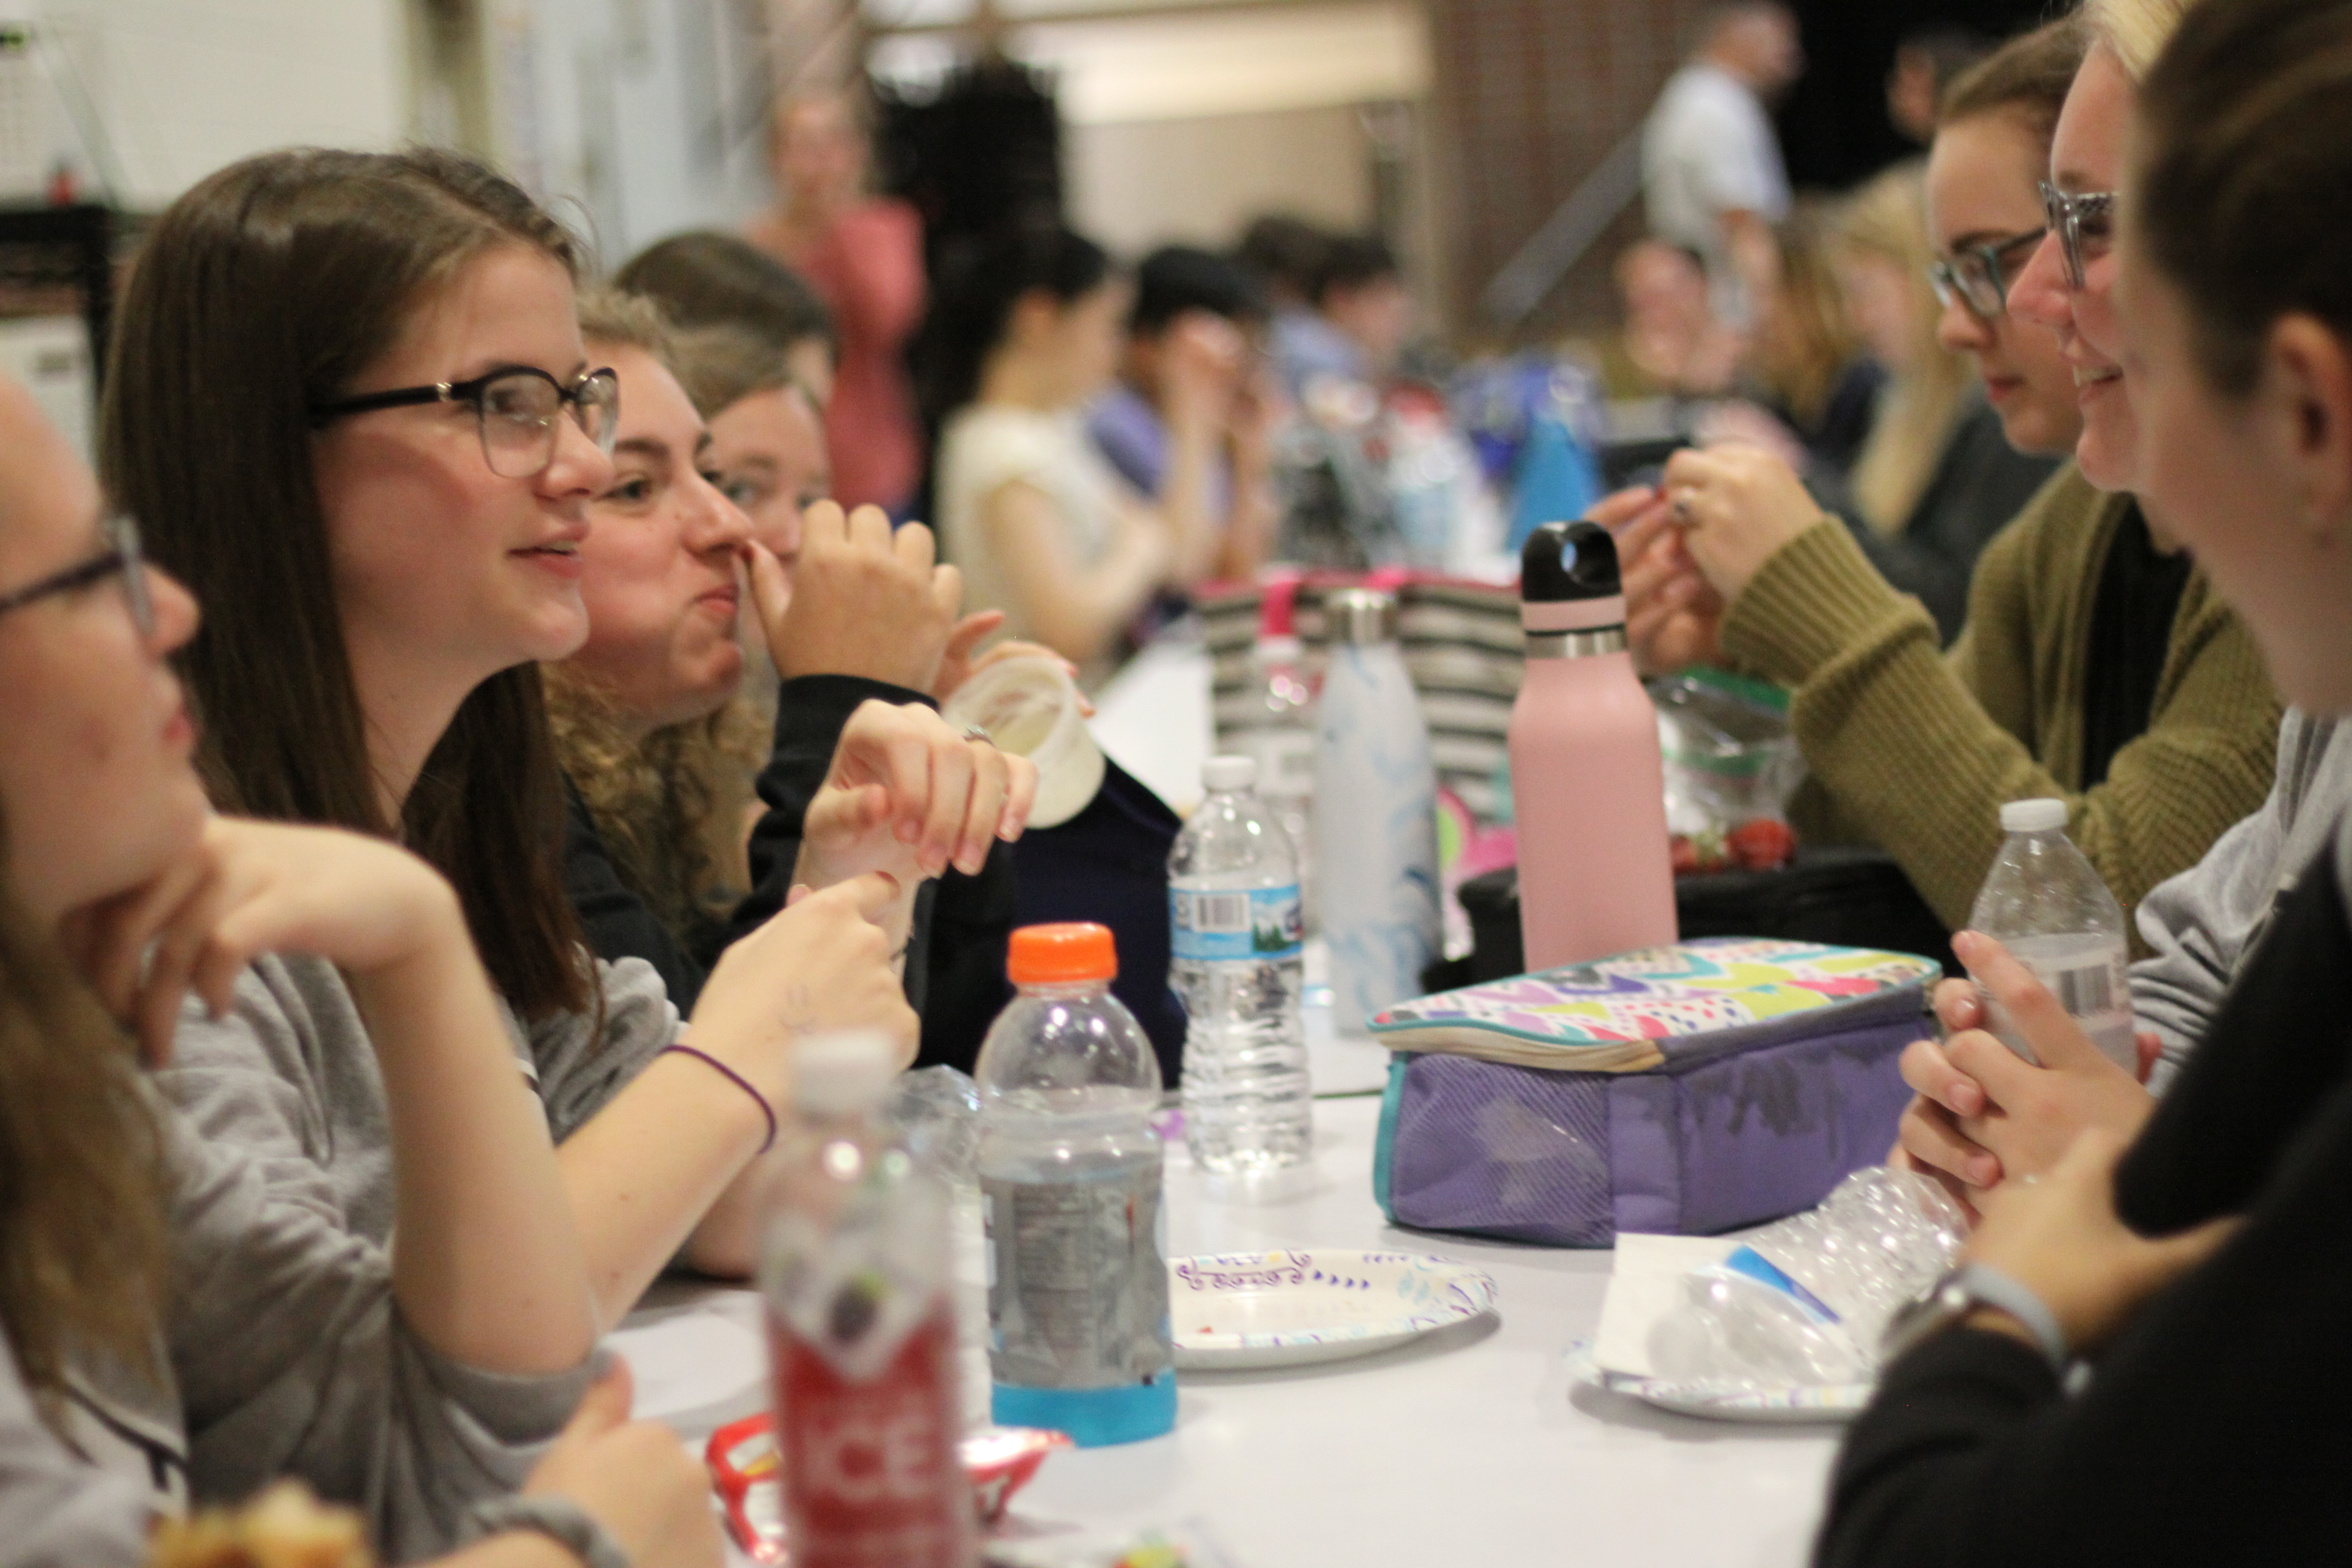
[1323,587,1399,644]
[1007,922,1118,985]
[1520,519,1622,602]
[1202,754,1258,792]
[2000,797,2069,833]
[793,1029,900,1116]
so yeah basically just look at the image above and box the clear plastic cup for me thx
[942,655,1106,829]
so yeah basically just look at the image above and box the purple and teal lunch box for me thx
[1369,938,1936,1246]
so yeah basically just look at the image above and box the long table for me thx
[618,1079,1839,1568]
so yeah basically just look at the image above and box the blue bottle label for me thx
[1169,884,1304,962]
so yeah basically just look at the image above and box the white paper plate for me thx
[1169,1249,1498,1370]
[1563,1341,1870,1424]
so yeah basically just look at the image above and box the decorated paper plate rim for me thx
[1562,1340,1871,1423]
[1167,1248,1498,1352]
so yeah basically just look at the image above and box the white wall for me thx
[1068,104,1371,260]
[32,0,406,208]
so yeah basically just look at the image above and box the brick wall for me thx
[1427,0,1704,345]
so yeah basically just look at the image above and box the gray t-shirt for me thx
[2134,709,2352,1090]
[159,951,677,1244]
[0,1102,598,1567]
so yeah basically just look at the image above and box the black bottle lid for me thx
[1520,520,1621,602]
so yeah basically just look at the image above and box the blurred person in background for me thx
[1614,11,2276,946]
[1090,245,1279,582]
[1234,213,1329,319]
[921,226,1223,680]
[1641,0,1803,326]
[1887,25,1993,146]
[1744,211,1885,479]
[1829,162,2062,642]
[1593,238,1744,400]
[618,229,837,407]
[1276,233,1413,400]
[747,92,924,515]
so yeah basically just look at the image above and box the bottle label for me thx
[769,1299,973,1568]
[981,1163,1174,1391]
[1170,883,1304,963]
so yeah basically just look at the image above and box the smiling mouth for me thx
[2073,366,2122,388]
[515,541,581,558]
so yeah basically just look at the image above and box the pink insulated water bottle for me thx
[1508,520,1678,972]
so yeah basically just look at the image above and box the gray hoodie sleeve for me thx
[0,1338,155,1568]
[523,955,679,1145]
[160,1108,598,1563]
[2133,711,2352,1090]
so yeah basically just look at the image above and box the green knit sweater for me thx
[1720,464,2281,951]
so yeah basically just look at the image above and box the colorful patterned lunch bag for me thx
[1369,938,1938,1246]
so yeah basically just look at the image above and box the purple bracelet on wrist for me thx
[661,1043,778,1153]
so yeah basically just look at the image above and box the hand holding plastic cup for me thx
[940,655,1105,830]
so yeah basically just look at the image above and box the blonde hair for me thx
[2079,0,2191,81]
[1837,165,1974,536]
[1751,204,1864,432]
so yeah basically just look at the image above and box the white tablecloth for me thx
[618,1088,1837,1568]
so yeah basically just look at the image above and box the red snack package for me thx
[706,1415,1072,1562]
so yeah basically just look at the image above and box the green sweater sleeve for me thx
[1720,497,2280,948]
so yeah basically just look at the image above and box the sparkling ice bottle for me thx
[1169,754,1312,1173]
[974,924,1176,1446]
[1314,586,1440,1033]
[1968,797,2136,1069]
[762,1031,975,1568]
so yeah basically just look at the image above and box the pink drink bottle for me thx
[1507,520,1678,971]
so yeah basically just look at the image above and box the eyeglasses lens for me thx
[575,370,621,458]
[109,517,154,638]
[477,372,565,479]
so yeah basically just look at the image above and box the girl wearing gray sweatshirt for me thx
[0,379,718,1560]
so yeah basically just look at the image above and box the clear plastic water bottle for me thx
[1230,585,1318,927]
[973,924,1176,1447]
[1314,587,1440,1033]
[1169,754,1312,1174]
[1969,798,2136,1070]
[1646,1166,1967,1389]
[762,1031,975,1568]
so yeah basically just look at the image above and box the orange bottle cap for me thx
[1007,922,1118,985]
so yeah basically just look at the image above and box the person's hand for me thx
[1936,973,2163,1086]
[1964,1126,2238,1357]
[1161,312,1246,432]
[1659,443,1829,604]
[1691,399,1808,471]
[523,1360,724,1568]
[1597,485,1726,675]
[694,870,920,1092]
[799,701,1037,890]
[1931,931,2158,1187]
[57,816,467,1067]
[747,502,961,692]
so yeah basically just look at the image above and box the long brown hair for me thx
[2136,0,2352,399]
[100,148,590,1019]
[0,811,166,1417]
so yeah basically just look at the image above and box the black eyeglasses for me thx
[309,364,620,479]
[1928,227,2046,319]
[2038,182,2115,292]
[0,516,153,637]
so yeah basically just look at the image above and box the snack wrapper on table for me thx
[705,1412,1070,1564]
[1653,670,1802,876]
